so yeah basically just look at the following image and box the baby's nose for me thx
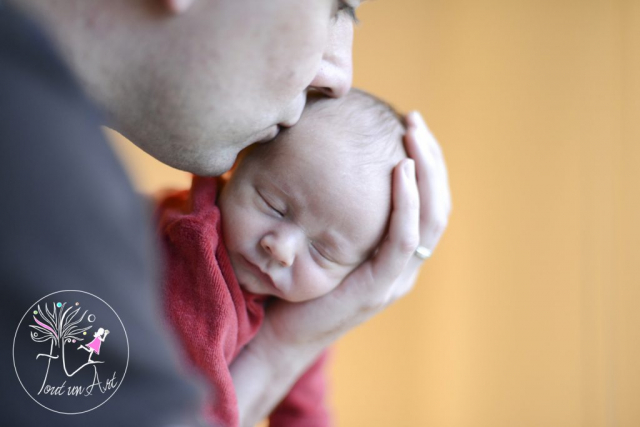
[260,231,299,267]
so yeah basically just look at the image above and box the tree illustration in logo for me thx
[30,302,100,394]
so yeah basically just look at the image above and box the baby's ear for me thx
[161,0,196,15]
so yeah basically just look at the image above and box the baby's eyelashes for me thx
[257,190,286,218]
[310,242,333,266]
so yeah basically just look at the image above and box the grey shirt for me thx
[0,3,206,425]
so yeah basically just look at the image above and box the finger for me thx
[368,159,420,287]
[406,113,450,211]
[405,111,448,191]
[404,112,452,243]
[406,111,443,160]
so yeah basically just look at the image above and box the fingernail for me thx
[404,159,414,178]
[171,0,194,13]
[406,111,418,128]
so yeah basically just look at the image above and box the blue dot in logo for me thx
[56,302,62,308]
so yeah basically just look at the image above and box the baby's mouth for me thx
[240,255,279,292]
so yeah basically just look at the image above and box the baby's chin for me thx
[233,265,280,298]
[237,281,275,298]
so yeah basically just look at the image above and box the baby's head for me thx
[219,89,407,302]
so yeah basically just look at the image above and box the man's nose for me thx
[260,228,301,268]
[308,15,354,99]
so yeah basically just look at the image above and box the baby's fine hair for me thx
[305,88,407,170]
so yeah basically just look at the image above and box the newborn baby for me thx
[156,89,407,427]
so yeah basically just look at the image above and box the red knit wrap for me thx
[156,176,330,427]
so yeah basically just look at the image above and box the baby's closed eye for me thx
[257,190,286,218]
[309,242,335,267]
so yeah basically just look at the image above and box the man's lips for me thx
[240,256,279,292]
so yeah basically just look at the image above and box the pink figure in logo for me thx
[77,328,109,362]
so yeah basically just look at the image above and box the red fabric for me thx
[156,175,331,427]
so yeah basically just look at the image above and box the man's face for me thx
[111,0,358,175]
[218,103,391,302]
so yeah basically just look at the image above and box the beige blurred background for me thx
[107,0,640,425]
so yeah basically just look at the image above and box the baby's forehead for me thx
[271,99,403,162]
[245,88,405,165]
[257,141,396,261]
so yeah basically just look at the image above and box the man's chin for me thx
[179,152,237,177]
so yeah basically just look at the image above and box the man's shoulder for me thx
[0,3,84,101]
[0,0,150,276]
[0,3,137,211]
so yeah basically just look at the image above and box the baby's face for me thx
[218,106,393,302]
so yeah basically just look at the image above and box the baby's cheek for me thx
[322,267,357,296]
[302,268,348,301]
[222,203,255,252]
